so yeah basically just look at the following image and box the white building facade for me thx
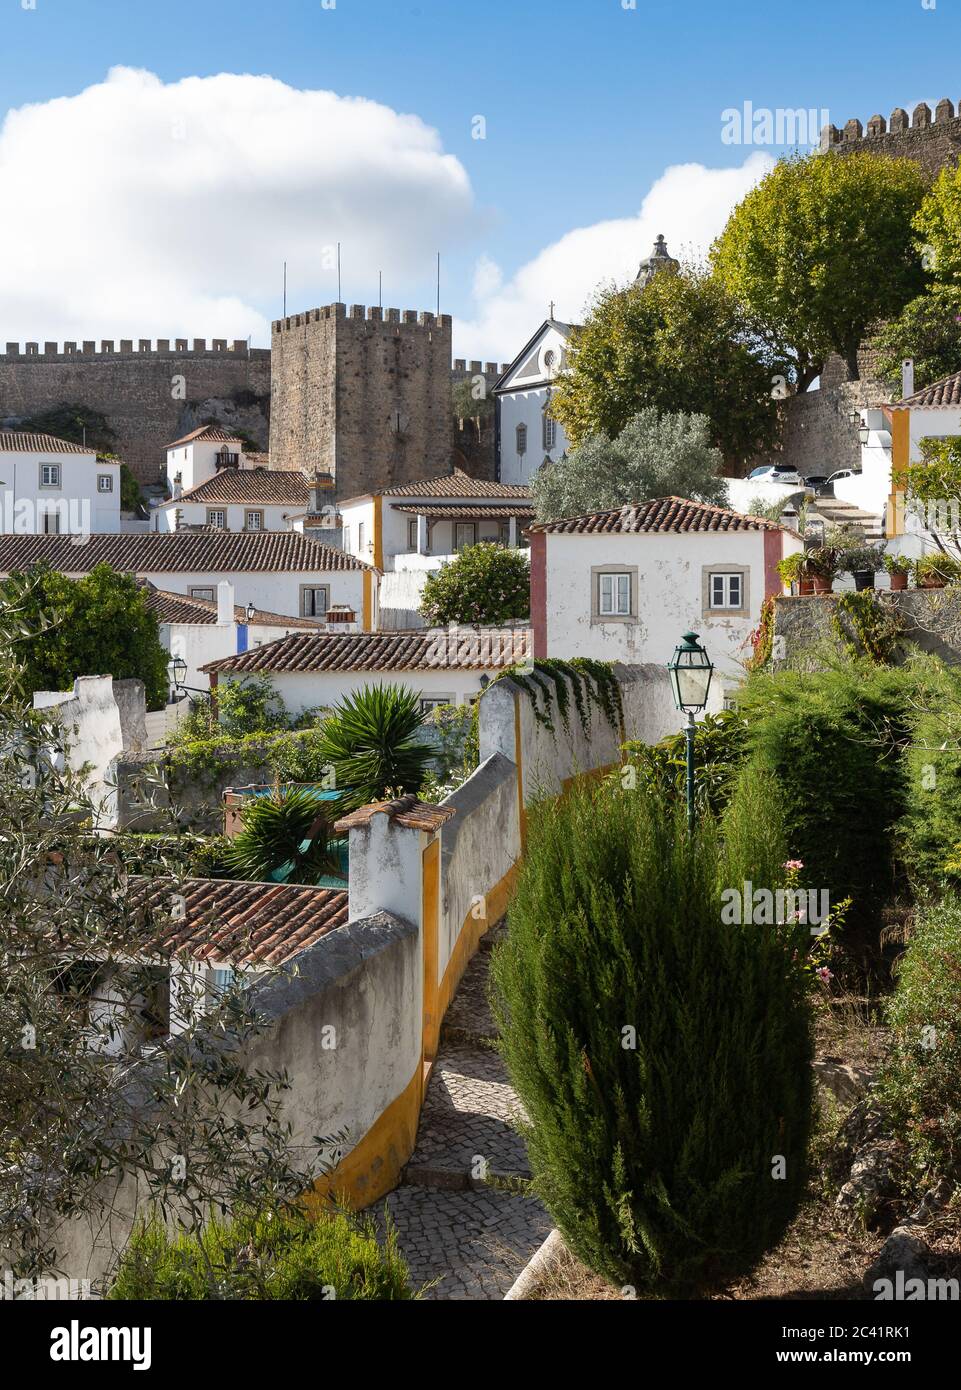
[528,496,801,681]
[203,626,532,718]
[0,431,120,535]
[0,531,379,630]
[492,320,573,488]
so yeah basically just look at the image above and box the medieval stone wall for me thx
[0,339,270,486]
[821,99,961,179]
[270,303,455,498]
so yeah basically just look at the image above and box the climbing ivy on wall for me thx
[830,591,905,666]
[496,657,624,741]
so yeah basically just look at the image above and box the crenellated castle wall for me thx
[821,98,961,178]
[0,339,270,486]
[269,303,458,498]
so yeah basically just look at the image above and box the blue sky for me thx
[0,0,957,357]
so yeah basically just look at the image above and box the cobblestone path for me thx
[375,929,552,1299]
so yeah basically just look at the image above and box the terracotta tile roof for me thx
[167,424,244,448]
[128,876,348,967]
[143,584,323,629]
[202,625,531,676]
[170,468,309,507]
[899,370,961,407]
[341,468,530,504]
[526,495,789,536]
[334,796,455,834]
[391,503,535,520]
[0,531,371,574]
[0,431,94,455]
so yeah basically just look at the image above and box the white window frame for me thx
[598,571,631,616]
[453,521,476,552]
[516,423,527,457]
[357,521,366,552]
[407,518,419,550]
[542,410,556,452]
[190,586,215,602]
[97,473,113,493]
[701,565,750,618]
[39,462,61,489]
[709,572,743,610]
[419,694,454,714]
[244,510,264,532]
[206,508,227,530]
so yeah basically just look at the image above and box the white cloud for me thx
[0,67,474,344]
[454,152,776,362]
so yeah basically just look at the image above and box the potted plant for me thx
[776,551,807,595]
[826,525,883,591]
[803,546,839,595]
[914,553,961,589]
[883,553,910,592]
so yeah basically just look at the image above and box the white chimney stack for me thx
[902,358,915,398]
[217,580,234,627]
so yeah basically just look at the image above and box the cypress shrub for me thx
[736,660,925,957]
[491,772,814,1297]
[899,665,961,890]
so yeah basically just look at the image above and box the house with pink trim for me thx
[526,496,801,680]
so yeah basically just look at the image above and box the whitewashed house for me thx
[155,467,310,534]
[492,320,573,487]
[143,580,324,693]
[202,626,531,718]
[0,431,120,535]
[339,469,531,629]
[527,496,801,681]
[0,531,379,630]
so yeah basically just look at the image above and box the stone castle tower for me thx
[269,303,454,498]
[821,99,961,179]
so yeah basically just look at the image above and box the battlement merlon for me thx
[820,100,961,175]
[271,304,453,333]
[0,338,269,361]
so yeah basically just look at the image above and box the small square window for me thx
[40,463,61,488]
[97,473,113,493]
[245,511,263,531]
[206,509,227,530]
[302,587,329,618]
[709,573,744,610]
[598,571,631,616]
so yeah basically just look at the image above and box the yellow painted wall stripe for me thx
[888,408,910,537]
[362,569,373,632]
[373,493,384,572]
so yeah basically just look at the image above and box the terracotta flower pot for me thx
[798,578,815,595]
[919,575,946,590]
[889,571,908,592]
[811,575,833,594]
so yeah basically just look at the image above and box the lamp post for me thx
[245,601,256,623]
[666,631,714,834]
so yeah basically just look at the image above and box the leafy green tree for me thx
[491,772,813,1297]
[0,582,329,1284]
[548,265,782,468]
[869,286,961,395]
[914,158,961,292]
[118,462,144,513]
[531,407,728,521]
[0,563,170,709]
[420,542,530,625]
[316,684,432,810]
[711,151,929,386]
[225,788,344,885]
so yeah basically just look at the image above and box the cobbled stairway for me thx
[375,927,551,1299]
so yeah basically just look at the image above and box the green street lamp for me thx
[667,631,714,833]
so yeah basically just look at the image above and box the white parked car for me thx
[747,464,805,488]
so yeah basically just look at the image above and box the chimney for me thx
[902,358,915,398]
[217,580,234,626]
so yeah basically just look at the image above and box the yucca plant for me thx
[225,788,344,885]
[316,684,432,810]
